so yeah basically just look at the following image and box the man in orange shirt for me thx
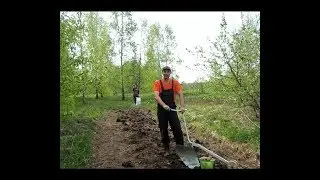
[153,66,185,155]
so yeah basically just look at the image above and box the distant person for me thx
[132,85,140,104]
[152,66,185,156]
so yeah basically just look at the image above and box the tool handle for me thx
[170,108,238,167]
[169,108,187,112]
[170,108,191,143]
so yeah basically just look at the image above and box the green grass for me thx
[60,95,134,168]
[137,91,259,150]
[61,95,134,121]
[60,91,260,168]
[60,119,94,168]
[181,91,260,151]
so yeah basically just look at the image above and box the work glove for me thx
[163,105,170,111]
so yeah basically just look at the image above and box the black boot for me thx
[164,144,170,156]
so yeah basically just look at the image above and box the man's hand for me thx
[163,104,170,111]
[179,107,186,114]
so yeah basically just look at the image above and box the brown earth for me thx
[92,107,260,169]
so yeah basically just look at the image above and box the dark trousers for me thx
[133,95,138,104]
[157,108,184,147]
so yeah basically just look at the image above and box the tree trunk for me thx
[82,76,86,103]
[121,75,125,100]
[120,12,125,101]
[80,12,85,104]
[82,86,86,103]
[224,51,259,118]
[138,60,141,89]
[157,49,161,78]
[138,32,142,89]
[96,89,99,99]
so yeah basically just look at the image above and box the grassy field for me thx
[60,91,260,168]
[182,90,260,150]
[139,91,259,148]
[60,95,133,168]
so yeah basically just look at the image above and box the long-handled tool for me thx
[170,108,237,168]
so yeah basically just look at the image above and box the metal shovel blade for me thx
[175,144,200,169]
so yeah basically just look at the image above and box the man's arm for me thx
[176,91,185,109]
[154,91,167,107]
[174,80,185,110]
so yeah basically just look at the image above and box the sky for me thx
[99,11,259,83]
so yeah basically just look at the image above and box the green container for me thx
[200,159,215,169]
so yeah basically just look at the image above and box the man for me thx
[153,66,185,156]
[132,84,140,104]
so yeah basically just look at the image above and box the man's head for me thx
[162,66,171,80]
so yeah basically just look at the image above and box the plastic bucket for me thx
[136,97,141,105]
[200,159,215,169]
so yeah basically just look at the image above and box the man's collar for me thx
[162,78,171,82]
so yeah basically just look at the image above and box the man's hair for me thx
[162,66,171,72]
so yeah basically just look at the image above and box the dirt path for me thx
[92,108,187,168]
[92,107,259,169]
